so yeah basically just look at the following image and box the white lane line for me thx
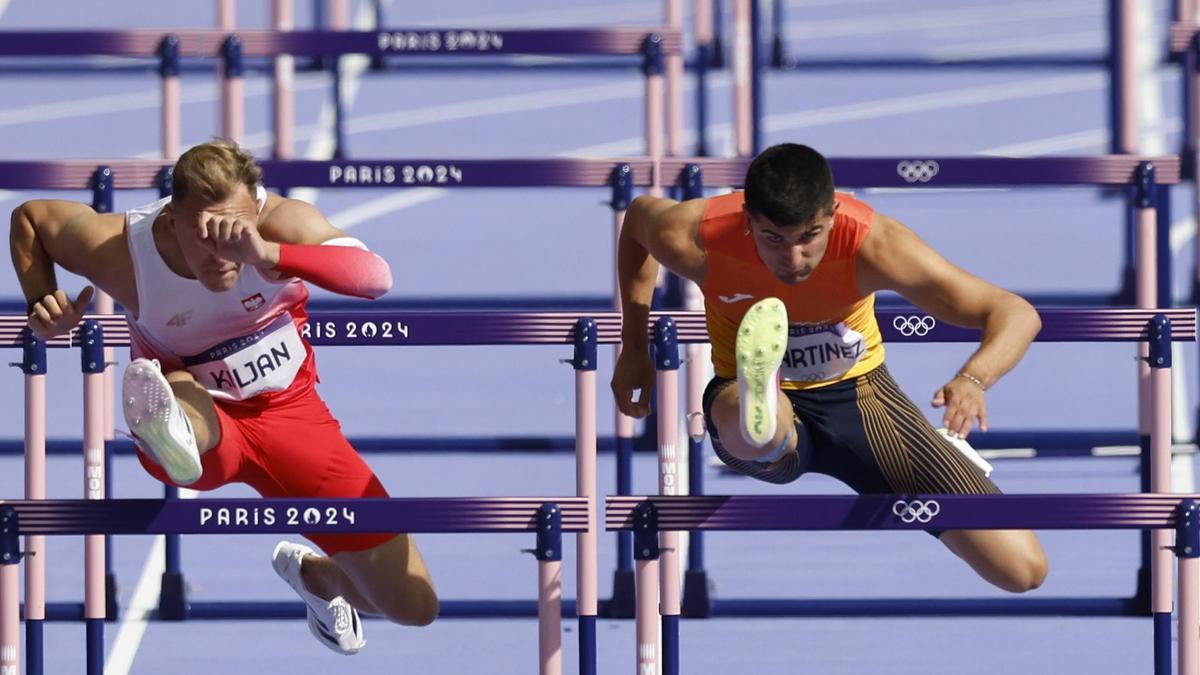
[327,189,445,231]
[0,77,328,129]
[324,73,1108,225]
[768,73,1103,131]
[979,117,1183,157]
[782,0,1098,40]
[931,31,1103,62]
[434,2,659,26]
[104,489,196,675]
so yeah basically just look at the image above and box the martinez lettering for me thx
[781,341,864,370]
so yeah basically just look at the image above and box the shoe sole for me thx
[735,298,788,448]
[123,360,201,485]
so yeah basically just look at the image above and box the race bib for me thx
[780,322,866,383]
[182,314,305,400]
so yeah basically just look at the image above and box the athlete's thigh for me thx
[807,365,999,496]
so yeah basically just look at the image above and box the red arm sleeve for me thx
[274,242,393,299]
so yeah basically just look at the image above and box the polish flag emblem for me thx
[241,293,266,311]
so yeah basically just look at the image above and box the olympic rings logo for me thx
[893,499,941,524]
[892,315,936,337]
[896,160,940,183]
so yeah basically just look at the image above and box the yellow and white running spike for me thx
[735,298,788,448]
[122,358,202,485]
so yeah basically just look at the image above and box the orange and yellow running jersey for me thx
[699,191,884,390]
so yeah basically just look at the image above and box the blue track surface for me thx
[0,0,1195,672]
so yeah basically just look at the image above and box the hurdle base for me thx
[681,570,713,618]
[605,569,637,619]
[105,573,119,621]
[709,36,726,69]
[1111,264,1136,305]
[1133,565,1152,617]
[770,38,788,68]
[158,571,188,620]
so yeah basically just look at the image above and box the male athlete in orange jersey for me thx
[612,143,1047,592]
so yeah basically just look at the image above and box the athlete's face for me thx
[169,185,258,292]
[745,202,836,285]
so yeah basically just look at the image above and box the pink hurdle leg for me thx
[665,0,684,156]
[221,75,245,146]
[537,559,563,675]
[328,0,349,30]
[1181,554,1199,674]
[635,558,660,675]
[217,0,235,29]
[0,557,16,675]
[1182,0,1198,23]
[162,73,181,160]
[657,368,682,612]
[95,293,115,442]
[84,370,106,616]
[273,0,295,160]
[1116,0,1138,153]
[646,72,665,160]
[1191,59,1200,295]
[1137,203,1156,444]
[732,0,753,157]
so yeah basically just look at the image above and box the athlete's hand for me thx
[26,286,95,341]
[195,213,279,269]
[932,377,988,440]
[612,344,656,418]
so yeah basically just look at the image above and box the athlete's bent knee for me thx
[378,584,439,626]
[998,552,1048,594]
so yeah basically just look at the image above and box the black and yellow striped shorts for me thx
[702,364,1001,497]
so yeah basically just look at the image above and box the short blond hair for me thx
[172,140,261,205]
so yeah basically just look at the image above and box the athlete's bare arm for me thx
[856,213,1040,437]
[612,195,708,417]
[9,199,133,338]
[257,192,350,246]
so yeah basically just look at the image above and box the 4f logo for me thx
[166,310,193,327]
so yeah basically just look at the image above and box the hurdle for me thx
[651,155,1183,616]
[612,311,1192,674]
[0,495,589,675]
[1,311,607,675]
[760,0,1133,152]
